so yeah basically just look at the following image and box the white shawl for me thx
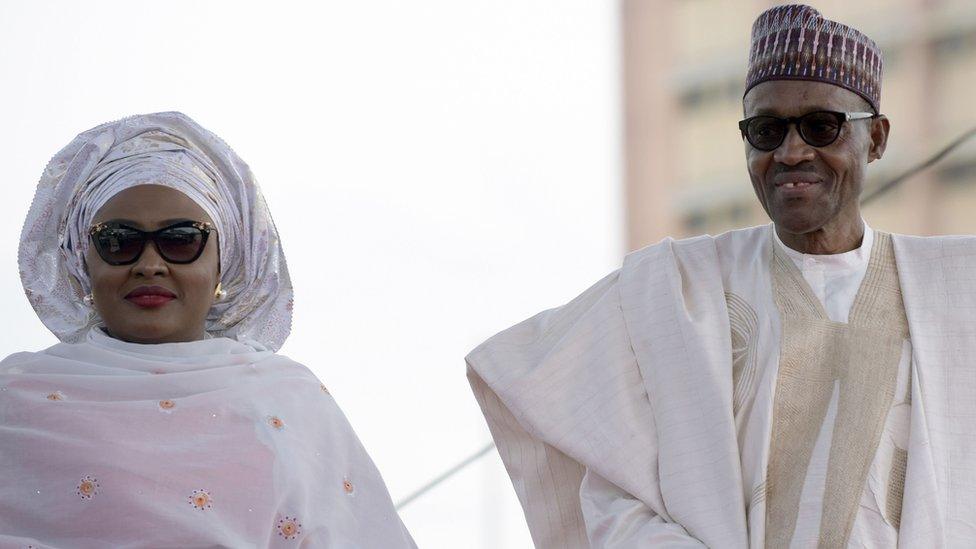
[467,224,976,548]
[0,328,416,548]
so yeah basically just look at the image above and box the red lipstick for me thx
[125,285,177,309]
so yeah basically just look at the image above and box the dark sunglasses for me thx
[738,110,876,151]
[88,220,216,266]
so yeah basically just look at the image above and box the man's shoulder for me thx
[466,268,623,366]
[891,232,976,244]
[891,232,976,261]
[467,226,760,376]
[623,224,769,266]
[470,226,770,358]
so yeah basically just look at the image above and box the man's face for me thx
[742,80,889,238]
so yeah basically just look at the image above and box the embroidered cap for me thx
[744,4,883,113]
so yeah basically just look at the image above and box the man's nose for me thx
[773,125,816,166]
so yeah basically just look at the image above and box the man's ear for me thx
[868,114,890,163]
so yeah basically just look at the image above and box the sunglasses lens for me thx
[747,117,787,150]
[157,226,205,263]
[94,228,144,264]
[799,112,842,146]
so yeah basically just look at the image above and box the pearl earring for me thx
[214,283,226,301]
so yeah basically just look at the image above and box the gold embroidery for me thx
[887,446,908,529]
[766,232,908,547]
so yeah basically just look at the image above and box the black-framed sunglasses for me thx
[738,111,877,152]
[88,220,216,266]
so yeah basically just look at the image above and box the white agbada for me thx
[0,327,415,548]
[468,223,976,548]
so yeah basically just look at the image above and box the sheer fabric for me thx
[0,328,416,548]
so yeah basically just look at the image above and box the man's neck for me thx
[775,219,865,255]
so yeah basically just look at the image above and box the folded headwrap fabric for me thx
[745,4,883,113]
[18,111,293,350]
[0,326,417,547]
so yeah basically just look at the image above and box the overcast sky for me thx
[0,2,622,547]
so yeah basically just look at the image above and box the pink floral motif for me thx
[277,515,303,540]
[158,399,176,413]
[343,477,355,496]
[267,415,285,430]
[188,489,213,510]
[46,391,65,401]
[77,476,99,499]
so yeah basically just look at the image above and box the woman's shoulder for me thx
[0,350,34,372]
[256,352,334,393]
[0,342,77,372]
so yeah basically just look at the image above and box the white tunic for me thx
[468,224,971,548]
[580,223,909,548]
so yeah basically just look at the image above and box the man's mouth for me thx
[772,172,823,189]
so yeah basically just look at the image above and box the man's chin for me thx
[771,214,825,237]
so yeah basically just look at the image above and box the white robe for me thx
[0,327,416,549]
[467,223,976,548]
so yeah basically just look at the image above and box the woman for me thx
[0,112,416,548]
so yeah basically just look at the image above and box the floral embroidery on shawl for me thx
[77,476,99,499]
[188,489,213,510]
[277,515,303,539]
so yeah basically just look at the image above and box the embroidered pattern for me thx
[727,291,761,416]
[46,391,65,401]
[343,477,355,496]
[188,489,213,510]
[267,415,285,430]
[158,399,176,413]
[277,515,303,540]
[766,232,907,547]
[77,476,99,499]
[887,446,908,529]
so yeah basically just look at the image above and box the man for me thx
[467,4,975,548]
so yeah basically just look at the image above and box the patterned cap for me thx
[744,4,883,113]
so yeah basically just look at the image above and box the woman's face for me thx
[84,184,221,344]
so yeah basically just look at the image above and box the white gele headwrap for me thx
[18,112,293,350]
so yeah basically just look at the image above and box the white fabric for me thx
[733,223,909,548]
[579,222,904,548]
[18,112,293,350]
[772,222,873,323]
[467,224,976,548]
[0,327,416,548]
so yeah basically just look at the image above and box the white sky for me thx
[0,2,622,547]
